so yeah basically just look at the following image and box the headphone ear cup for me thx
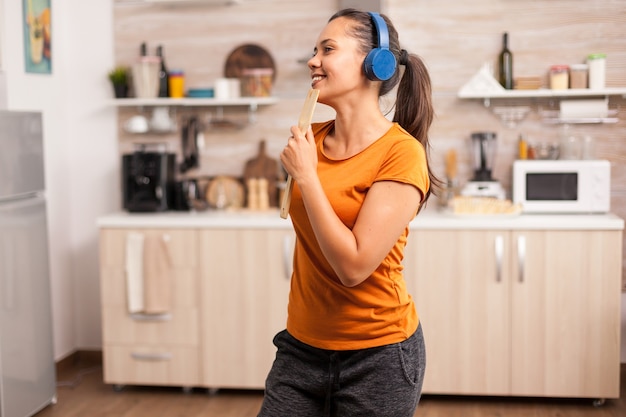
[363,48,397,81]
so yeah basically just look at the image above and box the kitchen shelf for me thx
[112,97,278,123]
[457,65,625,124]
[112,96,278,109]
[114,0,243,6]
[458,87,626,100]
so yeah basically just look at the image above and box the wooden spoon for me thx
[279,89,320,219]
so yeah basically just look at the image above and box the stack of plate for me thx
[187,88,214,98]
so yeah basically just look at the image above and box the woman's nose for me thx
[308,54,320,69]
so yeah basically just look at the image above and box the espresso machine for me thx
[122,143,176,212]
[461,132,506,199]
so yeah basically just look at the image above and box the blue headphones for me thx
[363,12,397,81]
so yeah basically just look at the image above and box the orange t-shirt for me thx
[286,120,430,350]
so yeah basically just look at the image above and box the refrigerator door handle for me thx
[1,235,15,310]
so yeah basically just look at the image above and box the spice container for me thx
[587,53,606,90]
[549,65,569,90]
[517,135,528,160]
[240,68,274,97]
[168,69,185,98]
[569,64,588,89]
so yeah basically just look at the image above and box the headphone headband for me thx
[368,12,390,50]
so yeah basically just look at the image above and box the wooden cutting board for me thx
[243,140,279,207]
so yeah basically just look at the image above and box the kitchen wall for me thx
[113,0,626,279]
[112,0,626,360]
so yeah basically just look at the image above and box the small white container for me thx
[587,53,606,90]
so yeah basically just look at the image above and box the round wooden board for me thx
[223,43,276,81]
[206,176,245,209]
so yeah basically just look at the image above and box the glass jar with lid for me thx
[569,64,588,89]
[549,65,569,90]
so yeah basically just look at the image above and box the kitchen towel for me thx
[142,234,172,314]
[125,232,145,314]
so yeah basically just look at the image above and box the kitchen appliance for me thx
[512,159,610,213]
[0,111,56,417]
[122,143,176,212]
[461,132,506,200]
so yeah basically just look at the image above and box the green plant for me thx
[108,66,129,85]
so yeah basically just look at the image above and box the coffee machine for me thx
[122,143,176,212]
[461,132,506,199]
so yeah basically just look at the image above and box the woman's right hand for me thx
[280,125,318,184]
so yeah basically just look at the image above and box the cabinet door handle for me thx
[495,235,504,283]
[517,235,526,283]
[131,352,172,361]
[129,313,172,321]
[282,234,294,280]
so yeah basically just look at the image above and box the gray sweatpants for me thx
[257,324,426,417]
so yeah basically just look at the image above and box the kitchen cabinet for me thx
[98,223,293,390]
[99,228,201,388]
[199,228,294,389]
[404,228,622,401]
[97,210,622,398]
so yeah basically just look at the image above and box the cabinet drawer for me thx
[103,345,200,387]
[102,306,198,345]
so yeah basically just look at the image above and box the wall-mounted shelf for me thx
[457,65,625,124]
[458,87,626,100]
[112,97,278,123]
[114,0,243,6]
[112,96,278,108]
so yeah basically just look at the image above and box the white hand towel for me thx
[143,234,172,314]
[125,232,145,314]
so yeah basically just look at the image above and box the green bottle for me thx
[498,32,513,89]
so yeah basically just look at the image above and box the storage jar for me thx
[240,68,274,97]
[549,65,569,90]
[569,64,588,89]
[587,53,606,90]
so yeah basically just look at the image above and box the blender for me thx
[461,132,506,199]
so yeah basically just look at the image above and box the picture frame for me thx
[23,0,51,74]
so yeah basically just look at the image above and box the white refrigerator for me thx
[0,111,56,416]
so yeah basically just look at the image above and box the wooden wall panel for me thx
[113,0,626,287]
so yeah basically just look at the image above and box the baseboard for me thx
[56,349,103,375]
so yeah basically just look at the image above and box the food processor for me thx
[461,132,506,199]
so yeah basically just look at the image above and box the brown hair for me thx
[329,8,441,202]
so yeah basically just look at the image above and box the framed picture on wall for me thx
[23,0,51,74]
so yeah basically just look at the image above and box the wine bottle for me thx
[156,45,169,98]
[498,32,513,89]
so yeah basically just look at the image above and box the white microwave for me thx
[512,159,611,214]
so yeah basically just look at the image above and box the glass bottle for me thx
[156,45,169,98]
[498,32,513,89]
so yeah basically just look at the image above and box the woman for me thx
[258,8,437,417]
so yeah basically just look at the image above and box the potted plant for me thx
[108,65,129,98]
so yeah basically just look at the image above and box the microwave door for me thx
[526,172,578,201]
